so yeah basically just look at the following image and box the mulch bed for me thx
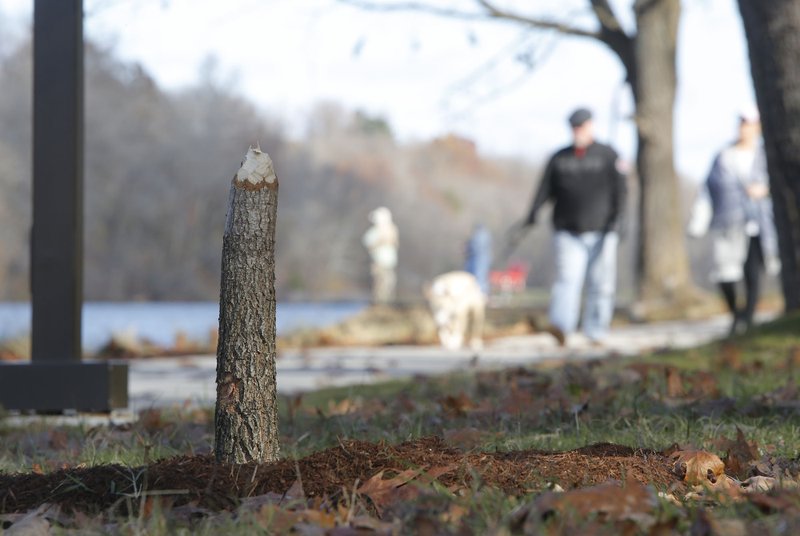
[0,436,677,514]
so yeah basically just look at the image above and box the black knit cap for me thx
[568,107,592,127]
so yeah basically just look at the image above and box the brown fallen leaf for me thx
[713,474,744,499]
[357,468,423,516]
[499,387,536,415]
[254,505,339,533]
[787,345,800,372]
[687,370,719,398]
[625,362,664,385]
[712,426,759,480]
[662,442,694,458]
[438,393,476,417]
[665,367,720,400]
[417,464,457,485]
[394,392,417,413]
[507,479,660,535]
[408,513,446,536]
[349,515,400,532]
[684,474,743,503]
[326,397,362,416]
[138,408,164,432]
[299,508,337,529]
[742,476,777,493]
[690,509,747,536]
[711,518,748,536]
[665,367,685,398]
[717,342,743,372]
[743,475,799,493]
[285,393,304,423]
[671,450,725,486]
[440,503,469,525]
[529,479,658,529]
[47,430,69,451]
[747,489,800,513]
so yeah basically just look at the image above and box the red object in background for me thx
[490,262,528,294]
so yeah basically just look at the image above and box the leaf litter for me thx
[3,328,800,533]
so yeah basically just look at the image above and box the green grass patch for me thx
[2,313,799,533]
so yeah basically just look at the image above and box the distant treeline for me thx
[0,38,715,302]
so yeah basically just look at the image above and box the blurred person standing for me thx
[688,106,780,335]
[517,107,627,345]
[362,207,399,304]
[464,223,492,295]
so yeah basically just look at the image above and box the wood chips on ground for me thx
[0,437,677,515]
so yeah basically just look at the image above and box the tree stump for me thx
[214,147,279,464]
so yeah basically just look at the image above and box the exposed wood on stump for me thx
[214,147,280,464]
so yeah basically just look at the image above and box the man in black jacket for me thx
[523,107,627,344]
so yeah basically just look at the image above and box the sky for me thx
[0,0,756,182]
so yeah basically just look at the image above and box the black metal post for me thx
[0,0,127,413]
[31,0,84,361]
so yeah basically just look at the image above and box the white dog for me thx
[425,271,486,351]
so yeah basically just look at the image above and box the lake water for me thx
[0,301,366,351]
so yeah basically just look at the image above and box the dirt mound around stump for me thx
[0,437,676,515]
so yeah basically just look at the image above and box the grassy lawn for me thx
[1,314,799,534]
[283,313,800,456]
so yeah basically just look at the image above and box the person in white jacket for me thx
[688,106,780,335]
[362,207,399,304]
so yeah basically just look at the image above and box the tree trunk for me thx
[737,0,800,311]
[632,0,692,303]
[214,147,280,464]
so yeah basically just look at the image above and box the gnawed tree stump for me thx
[214,147,279,464]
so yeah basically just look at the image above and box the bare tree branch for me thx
[589,0,627,34]
[440,30,559,119]
[473,0,600,38]
[339,0,487,20]
[588,0,636,86]
[338,0,601,39]
[339,0,636,92]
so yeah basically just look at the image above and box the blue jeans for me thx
[549,231,618,340]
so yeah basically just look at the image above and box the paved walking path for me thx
[127,314,751,412]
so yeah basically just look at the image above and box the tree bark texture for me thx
[631,0,692,302]
[737,0,800,311]
[214,147,280,464]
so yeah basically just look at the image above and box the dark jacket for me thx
[526,142,627,234]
